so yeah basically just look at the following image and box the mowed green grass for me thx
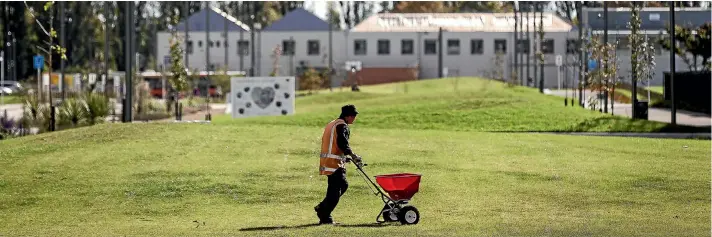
[647,86,665,95]
[1,95,22,104]
[0,124,708,236]
[0,78,709,236]
[215,78,708,133]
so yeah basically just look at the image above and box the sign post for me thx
[555,55,562,90]
[33,55,44,102]
[1,51,4,106]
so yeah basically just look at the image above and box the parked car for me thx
[0,87,11,95]
[0,81,22,94]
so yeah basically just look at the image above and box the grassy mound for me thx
[0,123,708,236]
[215,78,708,133]
[0,78,709,236]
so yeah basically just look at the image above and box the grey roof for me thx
[583,7,710,31]
[175,7,250,32]
[263,8,331,31]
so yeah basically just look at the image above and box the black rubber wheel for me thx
[382,207,398,222]
[398,206,420,225]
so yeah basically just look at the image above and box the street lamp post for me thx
[0,51,3,107]
[250,13,255,77]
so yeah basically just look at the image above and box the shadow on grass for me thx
[570,117,711,133]
[239,222,390,231]
[239,223,321,231]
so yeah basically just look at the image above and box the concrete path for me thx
[0,101,227,123]
[544,89,711,127]
[538,132,710,140]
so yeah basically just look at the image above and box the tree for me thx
[657,23,711,71]
[392,1,450,13]
[327,1,341,30]
[167,13,188,114]
[338,1,375,29]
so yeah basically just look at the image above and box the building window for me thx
[354,39,367,55]
[447,39,460,55]
[237,40,249,55]
[378,39,390,55]
[541,39,554,54]
[424,39,437,55]
[517,39,530,54]
[216,41,221,48]
[401,39,413,55]
[566,39,578,54]
[209,40,214,48]
[187,41,194,54]
[282,40,295,55]
[308,40,320,55]
[198,40,203,48]
[494,39,507,54]
[470,39,483,54]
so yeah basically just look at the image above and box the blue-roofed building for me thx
[156,7,254,73]
[262,8,331,31]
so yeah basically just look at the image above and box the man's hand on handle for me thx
[346,154,364,167]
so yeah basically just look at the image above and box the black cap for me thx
[341,104,359,117]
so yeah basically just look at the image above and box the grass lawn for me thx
[647,86,664,95]
[1,95,22,104]
[0,78,709,236]
[216,77,708,133]
[0,123,708,236]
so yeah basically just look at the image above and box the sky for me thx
[303,0,385,20]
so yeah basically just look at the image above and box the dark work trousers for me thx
[316,168,348,220]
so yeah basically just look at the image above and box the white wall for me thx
[156,31,256,72]
[160,29,657,89]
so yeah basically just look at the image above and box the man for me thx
[314,104,361,225]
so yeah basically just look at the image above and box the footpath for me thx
[543,89,711,127]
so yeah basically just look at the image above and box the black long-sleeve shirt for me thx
[335,121,354,156]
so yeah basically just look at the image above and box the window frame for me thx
[401,39,414,55]
[378,39,390,55]
[307,40,320,55]
[354,39,367,55]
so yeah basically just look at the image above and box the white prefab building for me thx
[156,7,708,89]
[156,8,580,88]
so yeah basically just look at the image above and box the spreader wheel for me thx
[398,206,420,225]
[382,204,399,222]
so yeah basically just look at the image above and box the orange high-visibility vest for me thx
[319,119,347,175]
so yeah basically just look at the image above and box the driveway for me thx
[544,89,711,127]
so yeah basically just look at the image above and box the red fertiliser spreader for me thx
[352,159,422,225]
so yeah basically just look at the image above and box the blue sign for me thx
[33,55,44,70]
[587,59,597,69]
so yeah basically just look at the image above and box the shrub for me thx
[85,92,110,125]
[59,98,88,128]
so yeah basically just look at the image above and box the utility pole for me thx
[670,2,676,125]
[526,4,531,87]
[123,1,133,123]
[205,2,212,120]
[250,4,255,77]
[223,5,228,70]
[577,1,584,107]
[328,3,333,91]
[538,2,544,93]
[514,3,519,85]
[603,2,609,113]
[104,2,110,96]
[60,1,65,100]
[184,2,189,70]
[437,27,443,78]
[519,4,524,86]
[533,4,538,89]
